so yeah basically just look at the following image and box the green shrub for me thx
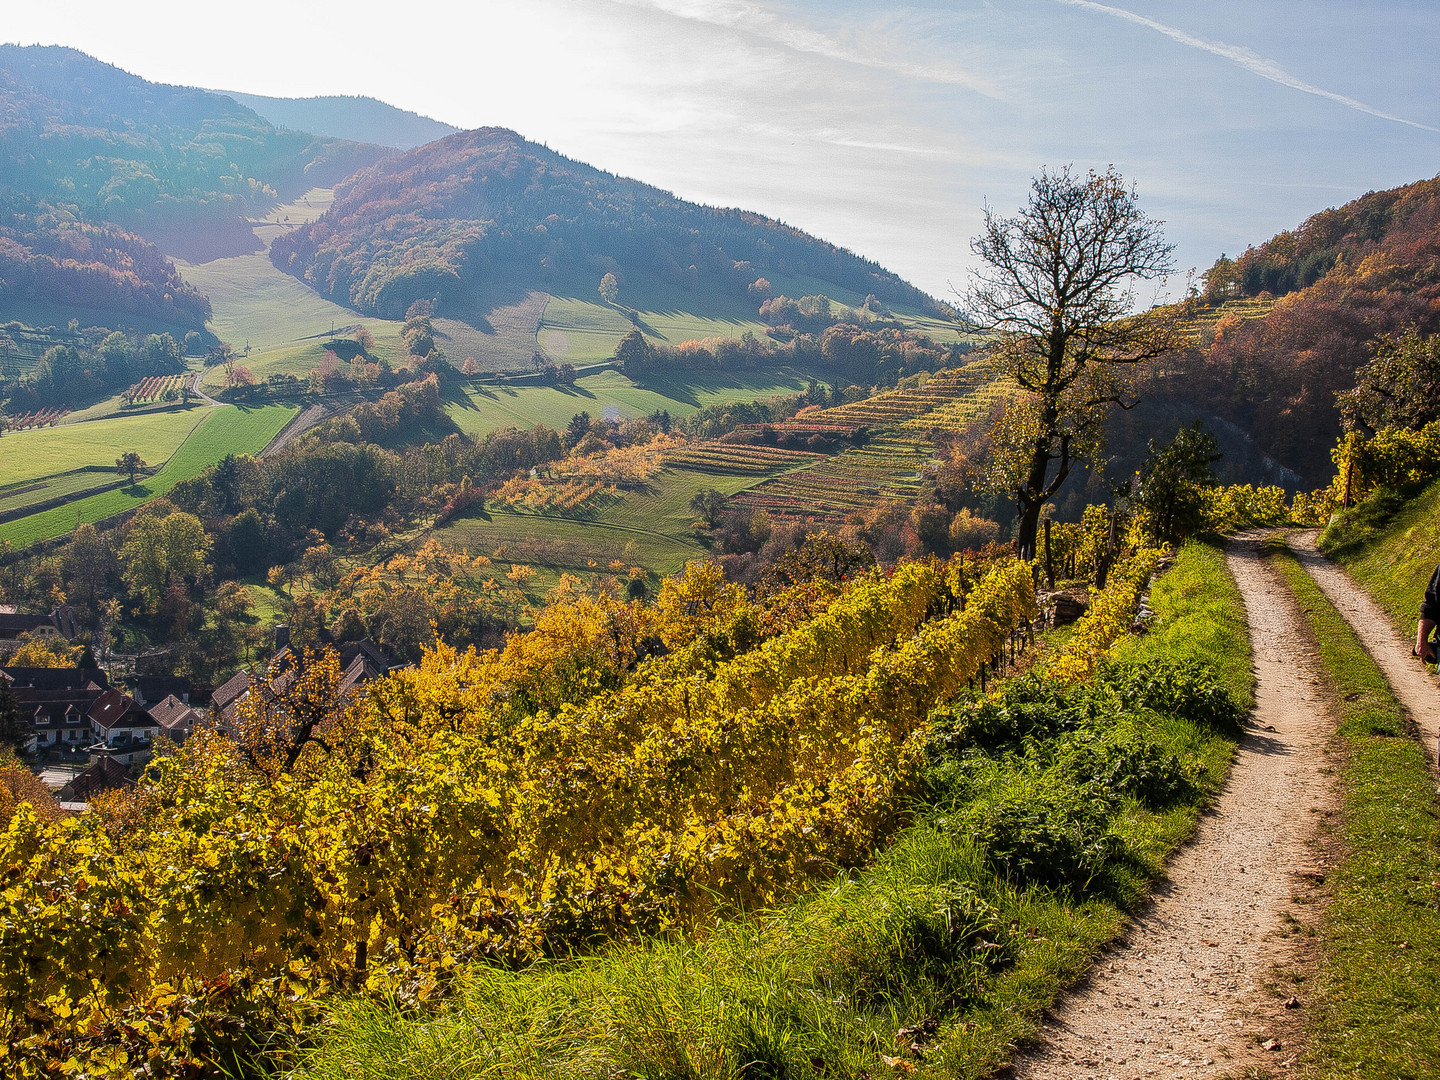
[1048,725,1194,807]
[928,675,1090,753]
[923,662,1214,890]
[951,769,1122,889]
[1097,659,1244,731]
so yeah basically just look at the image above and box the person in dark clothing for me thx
[1417,563,1440,662]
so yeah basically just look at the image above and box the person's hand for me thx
[1419,640,1437,664]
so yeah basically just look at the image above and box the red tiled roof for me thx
[86,688,156,732]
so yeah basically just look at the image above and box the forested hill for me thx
[217,89,459,151]
[0,191,210,328]
[1205,176,1440,303]
[0,45,386,230]
[1148,174,1440,485]
[270,127,936,319]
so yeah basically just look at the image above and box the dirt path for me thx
[1007,535,1337,1079]
[261,393,365,456]
[1288,530,1440,775]
[188,371,222,407]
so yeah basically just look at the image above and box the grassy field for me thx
[175,187,406,388]
[0,407,208,486]
[172,192,962,391]
[537,267,966,363]
[538,292,771,362]
[181,249,406,384]
[1272,541,1440,1079]
[0,404,297,549]
[447,366,820,437]
[437,466,777,576]
[0,469,126,515]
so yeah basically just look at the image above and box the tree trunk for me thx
[1043,519,1055,590]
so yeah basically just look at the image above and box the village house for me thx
[133,675,194,707]
[212,637,393,724]
[86,687,161,766]
[0,606,81,642]
[147,693,203,744]
[3,666,158,766]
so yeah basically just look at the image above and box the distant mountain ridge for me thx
[271,127,936,319]
[216,89,459,151]
[0,44,388,327]
[0,45,384,229]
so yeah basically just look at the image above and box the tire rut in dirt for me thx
[1288,530,1440,776]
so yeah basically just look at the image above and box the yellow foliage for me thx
[1049,547,1163,682]
[7,633,81,668]
[0,554,1040,1063]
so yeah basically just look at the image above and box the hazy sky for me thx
[7,1,1439,297]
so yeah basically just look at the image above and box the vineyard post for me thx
[1043,519,1055,590]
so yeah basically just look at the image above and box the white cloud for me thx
[611,0,1001,97]
[1051,0,1440,134]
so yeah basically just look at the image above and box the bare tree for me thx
[964,166,1182,559]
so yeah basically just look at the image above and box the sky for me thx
[6,0,1440,299]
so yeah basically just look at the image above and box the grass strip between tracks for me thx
[1272,539,1440,1080]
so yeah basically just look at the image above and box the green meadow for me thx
[0,408,209,486]
[0,404,296,548]
[437,465,784,576]
[180,250,405,387]
[446,366,820,437]
[536,271,964,364]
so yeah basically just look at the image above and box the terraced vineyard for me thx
[796,361,992,429]
[718,363,1014,523]
[732,435,934,521]
[904,376,1013,433]
[432,361,1012,575]
[1180,296,1276,344]
[661,443,822,474]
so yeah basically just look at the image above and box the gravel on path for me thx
[1289,530,1440,775]
[1006,535,1337,1080]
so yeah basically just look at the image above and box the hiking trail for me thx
[1006,534,1340,1079]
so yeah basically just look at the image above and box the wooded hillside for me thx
[0,45,385,230]
[1155,175,1440,483]
[0,191,210,327]
[270,127,936,318]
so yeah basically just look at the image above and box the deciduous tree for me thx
[964,166,1181,559]
[689,488,727,527]
[116,450,147,486]
[1338,329,1440,434]
[1134,422,1221,543]
[119,509,210,612]
[598,272,619,305]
